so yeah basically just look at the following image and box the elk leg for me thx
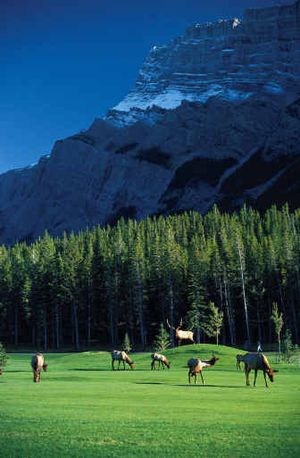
[263,371,268,388]
[254,369,258,387]
[200,371,205,385]
[245,366,250,386]
[188,370,191,384]
[112,360,114,371]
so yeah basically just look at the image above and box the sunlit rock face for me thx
[107,0,300,125]
[0,1,299,245]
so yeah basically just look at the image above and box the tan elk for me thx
[236,352,278,387]
[187,356,219,384]
[31,352,48,383]
[166,318,194,345]
[151,353,171,370]
[111,350,135,370]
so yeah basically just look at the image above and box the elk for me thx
[237,352,278,387]
[111,350,135,370]
[151,353,171,370]
[31,352,48,383]
[187,356,219,384]
[166,318,194,345]
[0,368,3,376]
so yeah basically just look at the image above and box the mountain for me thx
[0,1,300,245]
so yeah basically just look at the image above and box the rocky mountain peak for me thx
[0,1,299,245]
[107,0,300,126]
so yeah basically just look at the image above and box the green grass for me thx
[1,345,299,457]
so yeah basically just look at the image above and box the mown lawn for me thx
[1,345,299,457]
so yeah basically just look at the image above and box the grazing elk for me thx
[151,353,171,370]
[237,352,278,387]
[167,318,194,345]
[187,356,219,384]
[111,350,135,370]
[31,352,48,383]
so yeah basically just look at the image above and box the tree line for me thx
[0,205,299,350]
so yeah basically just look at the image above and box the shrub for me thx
[0,342,8,368]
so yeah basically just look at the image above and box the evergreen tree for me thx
[153,323,170,352]
[186,237,209,343]
[0,342,8,368]
[271,302,284,354]
[204,302,224,345]
[122,332,132,353]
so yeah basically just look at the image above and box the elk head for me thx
[267,368,278,383]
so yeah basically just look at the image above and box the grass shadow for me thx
[5,370,30,373]
[134,382,165,385]
[69,368,106,372]
[174,384,247,389]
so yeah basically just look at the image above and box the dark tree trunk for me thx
[14,306,18,346]
[72,302,80,351]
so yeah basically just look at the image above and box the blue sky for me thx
[0,0,290,173]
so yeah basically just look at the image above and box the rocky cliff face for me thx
[0,1,299,245]
[108,0,300,125]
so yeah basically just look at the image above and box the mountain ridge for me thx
[0,0,299,245]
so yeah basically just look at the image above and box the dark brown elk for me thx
[151,353,171,370]
[167,318,194,345]
[111,350,135,370]
[31,353,48,383]
[187,356,219,384]
[0,368,3,376]
[237,352,278,387]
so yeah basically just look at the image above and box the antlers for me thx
[166,318,183,330]
[166,318,174,330]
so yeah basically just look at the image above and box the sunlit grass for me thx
[1,345,299,457]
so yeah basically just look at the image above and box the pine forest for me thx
[0,205,299,350]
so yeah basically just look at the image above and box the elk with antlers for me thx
[166,318,194,345]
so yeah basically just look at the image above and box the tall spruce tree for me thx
[271,302,284,354]
[204,302,224,345]
[153,323,170,352]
